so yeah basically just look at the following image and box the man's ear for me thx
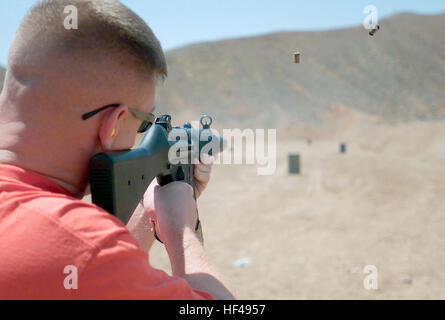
[99,105,128,151]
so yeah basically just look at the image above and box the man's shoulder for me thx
[0,180,137,253]
[26,191,134,248]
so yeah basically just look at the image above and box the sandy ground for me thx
[146,120,445,299]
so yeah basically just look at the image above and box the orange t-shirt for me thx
[0,164,215,300]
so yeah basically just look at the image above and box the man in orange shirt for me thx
[0,0,234,300]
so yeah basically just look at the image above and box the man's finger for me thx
[194,169,210,183]
[200,154,215,166]
[196,162,212,173]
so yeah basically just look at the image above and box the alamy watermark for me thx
[363,265,378,290]
[167,120,277,176]
[352,264,378,290]
[64,5,78,30]
[363,5,378,30]
[63,265,78,290]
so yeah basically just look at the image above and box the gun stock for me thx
[90,123,170,223]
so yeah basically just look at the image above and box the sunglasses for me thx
[82,104,156,133]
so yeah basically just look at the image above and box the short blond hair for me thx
[16,0,167,78]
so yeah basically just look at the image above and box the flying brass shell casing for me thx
[369,25,380,36]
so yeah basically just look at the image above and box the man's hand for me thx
[127,157,214,250]
[126,181,198,251]
[145,181,199,245]
[193,155,215,198]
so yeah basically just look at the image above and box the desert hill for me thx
[156,13,445,128]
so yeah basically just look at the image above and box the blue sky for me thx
[0,0,444,66]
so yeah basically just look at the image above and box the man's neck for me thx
[0,150,86,199]
[45,175,85,199]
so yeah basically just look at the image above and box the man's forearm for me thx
[165,228,235,300]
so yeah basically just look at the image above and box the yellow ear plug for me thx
[111,128,116,137]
